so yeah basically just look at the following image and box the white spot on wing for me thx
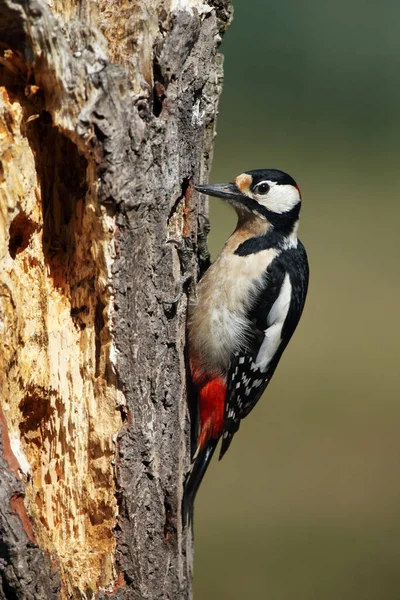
[267,273,291,326]
[256,273,292,372]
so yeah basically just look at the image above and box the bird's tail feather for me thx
[182,438,218,527]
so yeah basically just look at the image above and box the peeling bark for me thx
[0,1,232,598]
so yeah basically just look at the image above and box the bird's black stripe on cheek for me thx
[261,203,301,233]
[234,230,284,255]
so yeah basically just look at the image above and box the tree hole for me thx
[8,212,36,259]
[153,61,167,117]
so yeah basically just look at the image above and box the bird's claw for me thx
[163,273,193,306]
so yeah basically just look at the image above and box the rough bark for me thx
[0,1,231,598]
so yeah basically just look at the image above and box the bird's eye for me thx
[254,182,270,195]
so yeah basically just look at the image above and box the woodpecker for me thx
[183,168,309,522]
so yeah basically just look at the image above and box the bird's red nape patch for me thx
[295,184,302,198]
[197,377,226,449]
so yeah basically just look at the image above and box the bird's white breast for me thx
[188,247,279,377]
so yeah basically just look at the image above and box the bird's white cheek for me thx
[258,184,300,214]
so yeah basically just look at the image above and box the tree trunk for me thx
[0,1,231,598]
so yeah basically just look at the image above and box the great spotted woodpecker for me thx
[183,169,309,521]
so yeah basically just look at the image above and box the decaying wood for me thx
[0,0,232,598]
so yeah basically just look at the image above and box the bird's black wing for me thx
[220,243,309,459]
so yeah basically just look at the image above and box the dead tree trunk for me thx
[0,1,231,598]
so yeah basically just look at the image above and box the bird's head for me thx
[195,169,302,229]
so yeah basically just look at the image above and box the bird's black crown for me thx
[245,169,298,189]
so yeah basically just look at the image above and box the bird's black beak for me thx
[195,182,243,202]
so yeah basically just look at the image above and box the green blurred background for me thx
[194,1,400,598]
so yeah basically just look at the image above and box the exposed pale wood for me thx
[0,0,231,598]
